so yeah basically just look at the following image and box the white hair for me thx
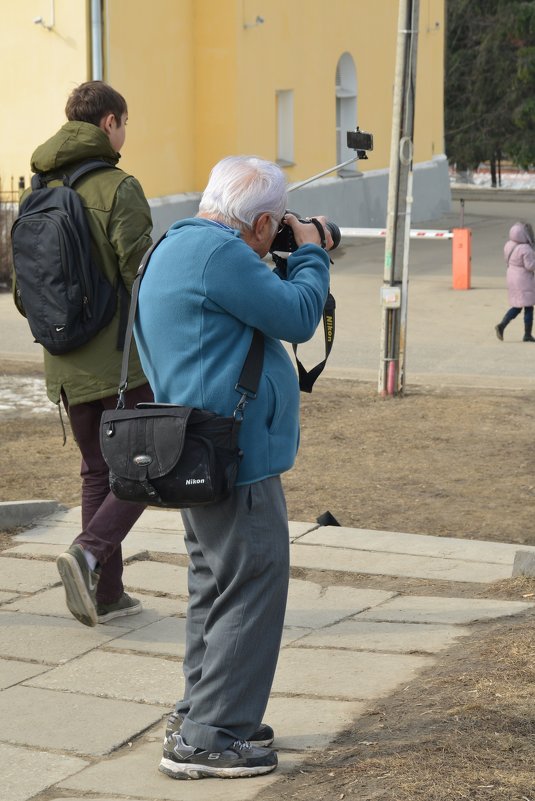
[198,156,287,232]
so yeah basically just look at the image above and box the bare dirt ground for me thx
[1,360,534,800]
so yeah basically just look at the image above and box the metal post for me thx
[378,0,420,396]
[91,0,103,80]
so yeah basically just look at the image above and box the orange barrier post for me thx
[452,228,472,290]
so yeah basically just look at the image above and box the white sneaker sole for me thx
[56,551,97,627]
[159,756,277,780]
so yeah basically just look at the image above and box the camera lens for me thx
[326,222,341,251]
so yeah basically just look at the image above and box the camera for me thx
[269,212,341,255]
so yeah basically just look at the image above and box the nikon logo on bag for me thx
[185,478,206,485]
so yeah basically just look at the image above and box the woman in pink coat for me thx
[495,221,535,342]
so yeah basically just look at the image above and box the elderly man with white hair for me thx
[135,155,332,780]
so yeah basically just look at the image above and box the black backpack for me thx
[11,160,118,355]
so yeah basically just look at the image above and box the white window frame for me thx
[336,53,358,175]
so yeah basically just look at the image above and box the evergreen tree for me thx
[445,0,535,183]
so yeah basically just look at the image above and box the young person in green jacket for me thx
[15,81,153,626]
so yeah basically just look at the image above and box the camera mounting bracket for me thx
[288,127,373,193]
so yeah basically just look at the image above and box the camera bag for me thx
[100,235,264,508]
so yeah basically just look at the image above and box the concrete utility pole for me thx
[378,0,420,396]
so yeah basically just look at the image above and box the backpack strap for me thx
[30,159,114,190]
[116,234,264,414]
[66,159,115,187]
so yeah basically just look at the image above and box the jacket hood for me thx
[30,121,120,173]
[509,222,534,246]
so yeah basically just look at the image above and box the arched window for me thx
[336,53,357,175]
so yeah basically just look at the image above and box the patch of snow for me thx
[450,167,535,190]
[0,376,56,418]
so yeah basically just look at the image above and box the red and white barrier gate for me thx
[339,227,472,290]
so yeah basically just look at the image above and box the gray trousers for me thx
[177,476,290,752]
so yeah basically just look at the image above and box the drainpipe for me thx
[91,0,103,80]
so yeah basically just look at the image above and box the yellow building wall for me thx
[0,0,88,191]
[193,2,242,184]
[170,0,444,192]
[1,0,445,198]
[231,0,399,183]
[104,0,196,197]
[415,0,445,159]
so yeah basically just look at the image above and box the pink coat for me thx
[504,223,535,307]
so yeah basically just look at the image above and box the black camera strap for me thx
[308,217,327,249]
[292,291,336,393]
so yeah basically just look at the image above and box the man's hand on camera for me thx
[283,213,334,251]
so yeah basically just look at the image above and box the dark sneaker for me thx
[56,544,100,627]
[159,733,277,779]
[523,334,535,342]
[97,592,142,624]
[165,711,274,747]
[495,324,504,341]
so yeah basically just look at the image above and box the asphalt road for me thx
[1,194,534,389]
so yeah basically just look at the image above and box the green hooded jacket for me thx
[14,120,153,406]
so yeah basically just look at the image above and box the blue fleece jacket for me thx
[134,218,330,485]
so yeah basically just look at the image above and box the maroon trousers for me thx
[62,383,153,603]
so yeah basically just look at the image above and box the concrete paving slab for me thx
[290,542,512,583]
[3,542,83,559]
[12,524,85,545]
[0,590,18,604]
[281,627,312,646]
[264,696,366,750]
[3,541,145,561]
[295,620,470,653]
[38,505,316,539]
[11,522,160,558]
[289,521,318,540]
[123,561,189,596]
[0,658,50,689]
[8,585,187,625]
[108,616,187,658]
[272,648,431,700]
[28,504,186,539]
[356,595,533,624]
[122,530,187,555]
[59,739,302,800]
[0,742,88,801]
[0,611,125,663]
[130,508,185,532]
[0,556,60,593]
[300,526,535,564]
[285,579,395,628]
[0,685,167,756]
[26,650,181,707]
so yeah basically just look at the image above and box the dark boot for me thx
[524,309,535,341]
[496,308,521,341]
